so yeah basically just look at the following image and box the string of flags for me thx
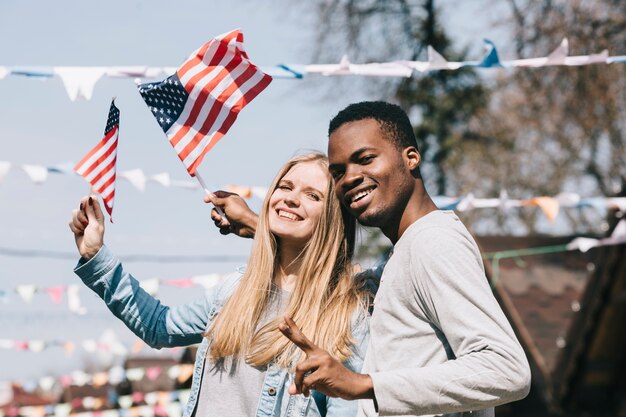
[432,192,626,222]
[0,38,624,101]
[4,218,626,314]
[0,336,143,356]
[0,274,225,309]
[0,160,267,198]
[2,159,624,222]
[1,363,194,393]
[0,387,191,417]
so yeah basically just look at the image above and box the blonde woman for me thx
[69,152,369,417]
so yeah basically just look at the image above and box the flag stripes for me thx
[74,100,119,219]
[139,29,272,176]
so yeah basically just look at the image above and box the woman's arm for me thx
[74,245,212,348]
[69,196,215,348]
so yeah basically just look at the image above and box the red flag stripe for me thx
[177,64,260,162]
[172,59,251,154]
[169,54,245,148]
[182,70,271,171]
[170,49,242,146]
[87,157,117,190]
[177,30,240,80]
[74,127,117,174]
[78,137,118,180]
[98,174,116,198]
[185,73,270,174]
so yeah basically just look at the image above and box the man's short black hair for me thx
[328,101,418,150]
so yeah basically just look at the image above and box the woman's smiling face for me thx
[268,161,329,248]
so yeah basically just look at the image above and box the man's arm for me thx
[278,227,531,415]
[366,227,531,416]
[278,316,375,401]
[204,191,259,238]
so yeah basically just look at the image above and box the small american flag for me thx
[138,29,272,176]
[74,99,119,219]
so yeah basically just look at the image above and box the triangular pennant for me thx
[54,67,105,101]
[21,165,49,184]
[16,285,37,303]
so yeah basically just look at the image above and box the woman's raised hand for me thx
[69,195,105,260]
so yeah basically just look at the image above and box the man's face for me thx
[328,119,412,228]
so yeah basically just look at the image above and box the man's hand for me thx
[204,190,258,238]
[278,316,375,400]
[68,195,105,260]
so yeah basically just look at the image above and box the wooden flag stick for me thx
[194,171,226,218]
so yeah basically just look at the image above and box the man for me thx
[207,101,530,416]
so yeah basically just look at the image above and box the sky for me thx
[0,0,508,384]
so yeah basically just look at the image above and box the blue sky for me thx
[0,0,507,382]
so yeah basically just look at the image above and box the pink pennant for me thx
[45,286,66,304]
[146,367,162,381]
[15,341,29,351]
[162,278,194,288]
[154,405,167,417]
[59,375,73,387]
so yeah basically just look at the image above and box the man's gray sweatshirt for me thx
[358,211,530,417]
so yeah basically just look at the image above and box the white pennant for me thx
[140,278,160,296]
[251,186,268,199]
[0,339,15,349]
[167,402,183,417]
[105,66,150,78]
[108,365,126,385]
[191,274,221,290]
[118,395,133,409]
[53,67,105,101]
[54,404,71,417]
[21,165,48,184]
[16,285,37,303]
[28,340,46,352]
[0,161,10,182]
[149,172,171,187]
[120,169,147,191]
[70,370,90,386]
[0,66,8,79]
[67,284,87,315]
[39,376,56,392]
[126,368,145,381]
[82,339,97,353]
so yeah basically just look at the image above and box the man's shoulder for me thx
[404,211,470,246]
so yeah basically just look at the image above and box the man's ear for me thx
[404,146,421,172]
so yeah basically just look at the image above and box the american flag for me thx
[74,99,119,219]
[138,29,272,176]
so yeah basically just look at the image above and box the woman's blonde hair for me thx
[205,151,364,367]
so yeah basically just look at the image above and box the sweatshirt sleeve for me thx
[369,226,530,416]
[74,245,214,348]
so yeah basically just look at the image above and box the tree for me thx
[307,0,490,197]
[460,0,626,234]
[305,0,626,236]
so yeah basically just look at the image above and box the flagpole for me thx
[194,171,226,218]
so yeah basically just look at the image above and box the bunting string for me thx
[0,161,267,198]
[0,273,227,309]
[0,387,190,417]
[483,219,626,284]
[3,220,625,312]
[0,38,624,101]
[2,160,624,222]
[1,363,194,392]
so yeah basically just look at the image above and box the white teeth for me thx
[351,189,372,203]
[278,210,301,221]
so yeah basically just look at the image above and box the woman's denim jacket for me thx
[74,245,370,417]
